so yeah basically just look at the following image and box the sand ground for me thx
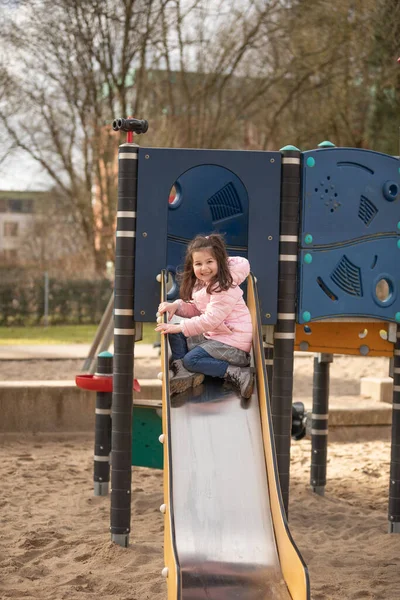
[0,353,398,600]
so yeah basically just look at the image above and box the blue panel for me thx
[301,148,400,247]
[168,165,249,247]
[298,238,400,323]
[135,148,281,324]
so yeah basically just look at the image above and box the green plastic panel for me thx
[131,406,163,469]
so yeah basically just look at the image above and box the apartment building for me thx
[0,191,43,262]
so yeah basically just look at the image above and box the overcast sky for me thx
[0,0,250,192]
[0,153,52,191]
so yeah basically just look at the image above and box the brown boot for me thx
[169,359,204,395]
[225,366,254,399]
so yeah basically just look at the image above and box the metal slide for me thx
[160,272,310,600]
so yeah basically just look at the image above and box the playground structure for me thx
[78,116,400,598]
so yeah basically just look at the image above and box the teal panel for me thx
[131,406,163,469]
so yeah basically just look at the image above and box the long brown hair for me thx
[179,233,233,301]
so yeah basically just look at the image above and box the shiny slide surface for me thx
[160,272,310,600]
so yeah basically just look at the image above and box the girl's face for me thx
[192,249,218,283]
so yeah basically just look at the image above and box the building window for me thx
[0,198,34,213]
[4,222,19,237]
[9,199,23,212]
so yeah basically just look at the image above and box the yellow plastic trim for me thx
[160,272,179,599]
[295,322,393,356]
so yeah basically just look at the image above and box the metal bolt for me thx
[142,232,147,237]
[270,158,275,163]
[140,310,145,316]
[268,235,273,241]
[265,313,271,319]
[145,154,150,159]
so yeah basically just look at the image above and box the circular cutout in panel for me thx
[382,180,399,202]
[166,267,179,300]
[373,275,396,307]
[376,279,391,302]
[169,185,177,203]
[168,182,182,209]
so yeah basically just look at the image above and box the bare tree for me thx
[0,0,165,274]
[1,0,398,283]
[150,0,297,149]
[269,0,400,152]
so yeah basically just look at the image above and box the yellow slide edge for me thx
[160,271,180,599]
[248,274,310,600]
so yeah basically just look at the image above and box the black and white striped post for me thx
[110,141,139,547]
[310,353,333,495]
[271,145,301,516]
[389,325,400,533]
[94,351,113,496]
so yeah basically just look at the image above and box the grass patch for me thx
[0,323,158,345]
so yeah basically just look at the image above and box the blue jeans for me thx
[169,333,229,379]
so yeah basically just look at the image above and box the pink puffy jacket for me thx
[176,257,253,353]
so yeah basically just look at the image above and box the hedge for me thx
[0,278,113,326]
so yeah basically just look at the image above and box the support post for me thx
[271,146,301,516]
[310,353,333,495]
[111,141,138,547]
[389,325,400,533]
[94,351,113,496]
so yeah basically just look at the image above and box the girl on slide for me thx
[156,233,254,399]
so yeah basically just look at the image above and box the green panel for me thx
[132,406,163,469]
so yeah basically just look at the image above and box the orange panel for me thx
[294,322,394,357]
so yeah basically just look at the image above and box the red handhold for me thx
[75,374,141,393]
